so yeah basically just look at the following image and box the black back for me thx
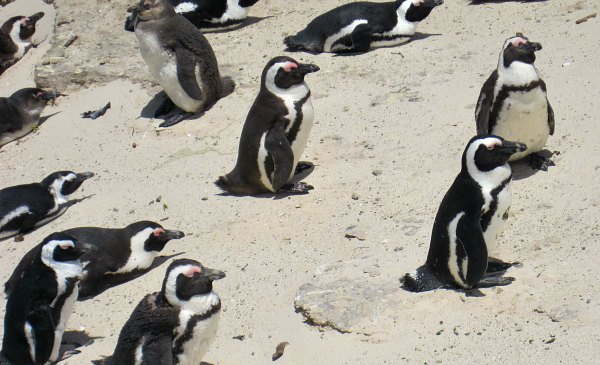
[0,182,55,237]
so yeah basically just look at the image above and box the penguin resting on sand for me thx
[216,56,319,195]
[134,0,235,128]
[0,12,45,74]
[475,33,555,171]
[107,259,225,365]
[401,135,526,292]
[284,0,443,53]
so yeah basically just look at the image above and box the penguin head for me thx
[463,135,527,173]
[135,0,176,21]
[400,0,444,23]
[501,33,542,68]
[40,232,94,267]
[40,171,94,197]
[3,12,44,41]
[162,259,225,306]
[125,221,185,253]
[8,88,63,113]
[238,0,260,8]
[263,56,319,92]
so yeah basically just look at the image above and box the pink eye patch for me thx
[283,62,298,72]
[153,228,165,237]
[185,266,202,277]
[512,37,527,47]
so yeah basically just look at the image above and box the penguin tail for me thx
[284,34,311,51]
[220,76,235,98]
[400,265,444,293]
[215,175,231,193]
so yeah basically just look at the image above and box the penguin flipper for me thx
[456,213,488,288]
[350,24,372,53]
[27,303,55,364]
[265,122,294,191]
[547,101,555,136]
[475,70,497,134]
[175,48,203,101]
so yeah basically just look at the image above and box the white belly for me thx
[49,286,79,362]
[135,30,202,112]
[482,184,512,253]
[371,19,416,49]
[493,88,550,161]
[447,212,468,288]
[175,311,220,365]
[288,99,314,179]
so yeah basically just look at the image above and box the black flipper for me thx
[547,101,555,135]
[265,122,294,191]
[279,182,313,194]
[401,265,445,292]
[475,70,497,134]
[350,23,372,52]
[456,213,489,288]
[175,48,203,101]
[28,303,55,364]
[486,260,513,274]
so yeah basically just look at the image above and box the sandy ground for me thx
[1,0,600,364]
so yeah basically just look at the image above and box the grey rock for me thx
[345,225,367,241]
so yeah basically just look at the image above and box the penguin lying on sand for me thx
[1,233,93,365]
[0,88,63,148]
[0,12,45,74]
[108,259,225,365]
[402,135,526,292]
[475,33,555,171]
[125,0,260,32]
[216,56,319,195]
[0,171,94,242]
[134,0,235,128]
[284,0,443,53]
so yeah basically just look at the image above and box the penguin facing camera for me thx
[133,0,235,128]
[0,88,64,148]
[0,12,45,74]
[125,0,260,32]
[216,56,319,196]
[0,171,94,242]
[401,135,526,292]
[107,259,225,365]
[0,233,94,365]
[284,0,443,53]
[475,33,555,171]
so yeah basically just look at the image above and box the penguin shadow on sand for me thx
[469,0,548,4]
[93,357,214,365]
[78,252,184,301]
[140,92,205,127]
[0,111,61,153]
[60,330,102,362]
[510,149,556,181]
[207,15,273,33]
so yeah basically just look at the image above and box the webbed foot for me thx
[154,98,175,118]
[530,152,555,171]
[157,112,194,129]
[279,182,314,194]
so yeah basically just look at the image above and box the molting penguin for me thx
[283,0,443,53]
[401,135,527,292]
[1,233,93,365]
[125,0,260,32]
[109,259,225,365]
[0,88,63,148]
[0,171,94,242]
[216,56,319,195]
[0,12,45,74]
[134,0,235,128]
[475,33,555,171]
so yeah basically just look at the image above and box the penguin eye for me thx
[153,228,165,237]
[184,266,201,277]
[59,243,73,250]
[486,145,495,151]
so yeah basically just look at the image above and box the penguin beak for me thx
[500,140,527,154]
[161,229,185,241]
[201,267,226,281]
[524,41,542,52]
[297,63,320,76]
[28,12,45,24]
[75,172,95,182]
[41,90,66,101]
[419,0,444,7]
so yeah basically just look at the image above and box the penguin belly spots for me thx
[137,31,203,112]
[175,311,220,365]
[257,133,275,192]
[482,184,512,254]
[494,88,549,161]
[447,212,468,288]
[323,19,368,52]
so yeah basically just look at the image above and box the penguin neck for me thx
[9,21,31,59]
[168,291,221,315]
[49,180,68,205]
[465,160,512,191]
[266,81,309,100]
[497,59,540,88]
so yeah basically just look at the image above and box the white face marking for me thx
[9,19,31,60]
[496,37,540,89]
[0,206,30,233]
[24,322,36,363]
[165,264,199,306]
[49,173,76,206]
[113,227,157,273]
[323,19,368,52]
[447,212,468,287]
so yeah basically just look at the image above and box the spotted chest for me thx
[173,308,220,365]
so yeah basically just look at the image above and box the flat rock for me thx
[294,258,404,335]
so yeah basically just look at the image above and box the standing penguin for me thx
[216,56,319,195]
[0,12,45,74]
[475,33,555,170]
[0,88,63,148]
[0,171,94,242]
[401,135,527,292]
[125,0,260,32]
[134,0,235,128]
[283,0,443,53]
[0,233,93,365]
[109,259,225,365]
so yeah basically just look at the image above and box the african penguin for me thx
[401,135,527,292]
[283,0,443,53]
[125,0,260,32]
[134,0,235,128]
[1,232,93,365]
[216,56,319,195]
[0,12,44,74]
[109,259,225,365]
[0,88,63,148]
[475,33,555,171]
[0,171,94,242]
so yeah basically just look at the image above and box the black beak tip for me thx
[167,230,185,240]
[77,172,95,180]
